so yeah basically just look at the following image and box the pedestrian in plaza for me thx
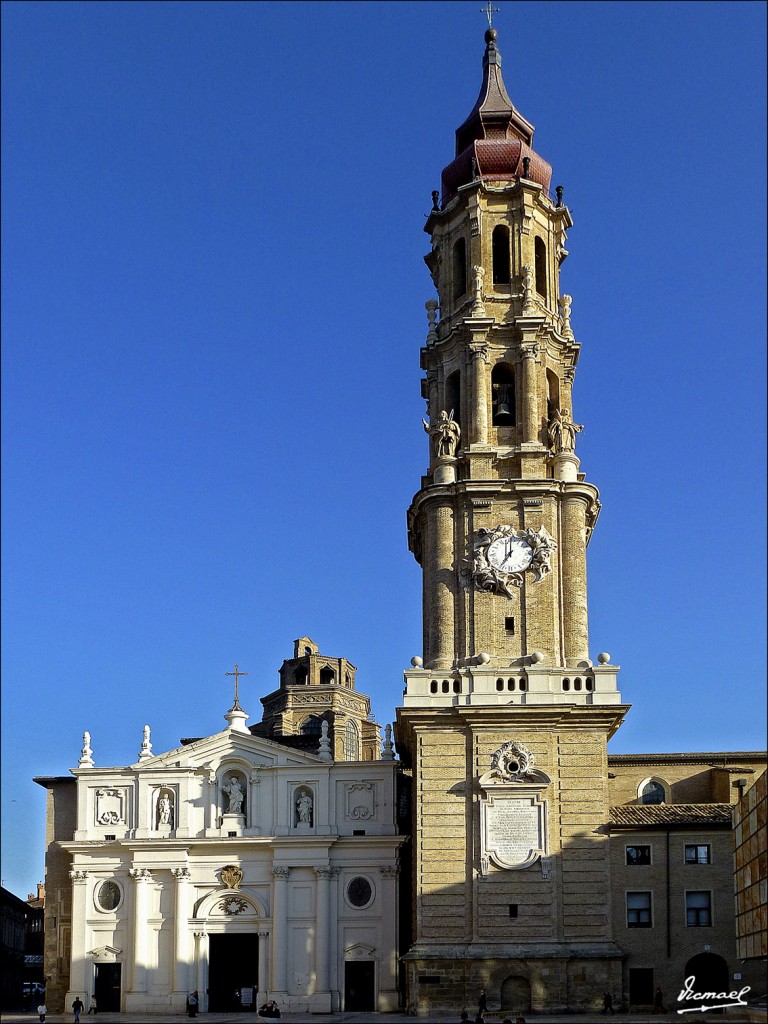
[653,987,665,1013]
[186,989,199,1017]
[478,988,488,1014]
[87,993,98,1014]
[602,990,614,1014]
[72,995,85,1022]
[37,1004,48,1023]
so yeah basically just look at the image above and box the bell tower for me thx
[404,24,621,702]
[396,25,629,1015]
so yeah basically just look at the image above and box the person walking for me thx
[602,991,614,1014]
[186,990,199,1017]
[653,988,665,1014]
[87,994,98,1014]
[72,996,85,1023]
[37,1004,48,1024]
[478,989,488,1015]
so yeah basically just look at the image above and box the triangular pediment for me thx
[87,944,122,960]
[130,727,322,772]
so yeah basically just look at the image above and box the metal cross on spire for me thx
[481,0,500,28]
[225,663,248,710]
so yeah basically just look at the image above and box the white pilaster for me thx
[194,931,209,1012]
[66,870,90,1005]
[129,868,152,993]
[314,867,332,1002]
[378,865,400,1010]
[271,866,289,995]
[172,868,191,995]
[257,929,270,999]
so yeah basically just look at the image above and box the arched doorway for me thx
[500,976,531,1013]
[683,953,730,1011]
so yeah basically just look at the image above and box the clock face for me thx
[487,534,533,574]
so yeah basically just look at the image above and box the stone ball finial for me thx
[411,656,423,668]
[597,651,611,665]
[530,651,545,664]
[485,28,498,44]
[476,652,491,665]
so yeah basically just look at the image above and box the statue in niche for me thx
[223,775,244,815]
[548,407,583,454]
[158,791,173,826]
[422,409,460,459]
[296,791,313,825]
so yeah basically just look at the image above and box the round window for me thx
[96,880,122,912]
[347,876,373,908]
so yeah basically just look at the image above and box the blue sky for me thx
[2,1,765,898]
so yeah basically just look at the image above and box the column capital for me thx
[272,866,290,880]
[129,867,152,881]
[380,865,399,879]
[520,341,540,360]
[314,866,334,880]
[172,867,191,880]
[469,342,490,363]
[69,869,88,882]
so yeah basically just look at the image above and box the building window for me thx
[95,880,122,913]
[453,238,467,301]
[445,369,461,428]
[685,845,711,865]
[686,891,712,926]
[626,891,652,928]
[626,846,651,865]
[639,779,667,804]
[345,719,359,760]
[491,363,516,425]
[492,224,511,284]
[301,716,322,737]
[534,237,547,298]
[508,904,518,918]
[346,876,374,909]
[319,666,335,685]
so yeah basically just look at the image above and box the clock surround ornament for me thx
[465,524,557,598]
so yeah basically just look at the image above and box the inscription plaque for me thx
[482,795,546,871]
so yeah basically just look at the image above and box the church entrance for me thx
[94,962,121,1012]
[344,961,375,1011]
[208,933,259,1012]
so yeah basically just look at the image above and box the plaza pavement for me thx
[0,1011,762,1024]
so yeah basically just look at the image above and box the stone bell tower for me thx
[396,25,630,1015]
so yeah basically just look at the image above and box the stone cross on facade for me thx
[225,663,248,710]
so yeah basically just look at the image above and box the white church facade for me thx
[37,640,404,1015]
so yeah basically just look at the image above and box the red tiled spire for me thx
[440,28,552,205]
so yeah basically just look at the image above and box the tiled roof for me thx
[609,804,733,828]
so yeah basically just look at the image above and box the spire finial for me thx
[225,663,248,710]
[481,0,500,29]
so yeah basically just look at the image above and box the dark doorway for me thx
[94,963,121,1012]
[344,961,375,1011]
[501,976,531,1012]
[208,933,259,1012]
[629,967,654,1006]
[683,953,730,1013]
